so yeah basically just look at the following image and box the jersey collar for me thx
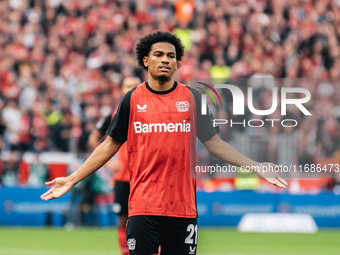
[145,81,178,95]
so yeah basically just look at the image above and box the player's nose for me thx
[161,56,169,63]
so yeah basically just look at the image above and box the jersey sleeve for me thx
[188,87,219,143]
[105,88,135,144]
[96,112,113,135]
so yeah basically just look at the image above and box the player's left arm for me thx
[203,134,288,189]
[190,86,287,189]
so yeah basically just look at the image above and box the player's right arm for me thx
[41,88,134,201]
[40,136,122,201]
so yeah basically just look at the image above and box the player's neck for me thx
[147,76,174,92]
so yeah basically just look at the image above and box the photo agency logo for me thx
[196,81,312,128]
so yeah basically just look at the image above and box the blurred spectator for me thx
[1,100,22,151]
[1,151,20,187]
[27,153,48,187]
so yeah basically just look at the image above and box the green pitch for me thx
[0,227,339,255]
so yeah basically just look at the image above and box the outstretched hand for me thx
[40,177,74,201]
[255,162,288,189]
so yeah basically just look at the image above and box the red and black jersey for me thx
[106,81,217,218]
[95,110,129,182]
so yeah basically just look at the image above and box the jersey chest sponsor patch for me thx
[133,120,190,133]
[132,99,191,134]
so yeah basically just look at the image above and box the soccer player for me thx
[41,31,287,255]
[88,76,140,255]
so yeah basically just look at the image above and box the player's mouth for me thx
[159,65,171,71]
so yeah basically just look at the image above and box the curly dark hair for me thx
[136,31,184,70]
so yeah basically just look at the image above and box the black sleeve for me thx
[187,87,219,143]
[96,112,113,135]
[105,88,135,143]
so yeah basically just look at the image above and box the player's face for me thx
[143,42,177,82]
[121,77,139,95]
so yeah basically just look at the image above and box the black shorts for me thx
[126,215,197,255]
[113,181,130,216]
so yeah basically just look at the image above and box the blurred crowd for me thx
[0,0,340,190]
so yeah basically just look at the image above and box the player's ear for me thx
[175,62,179,70]
[143,56,149,68]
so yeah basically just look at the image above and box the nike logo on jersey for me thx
[133,121,190,133]
[137,104,147,112]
